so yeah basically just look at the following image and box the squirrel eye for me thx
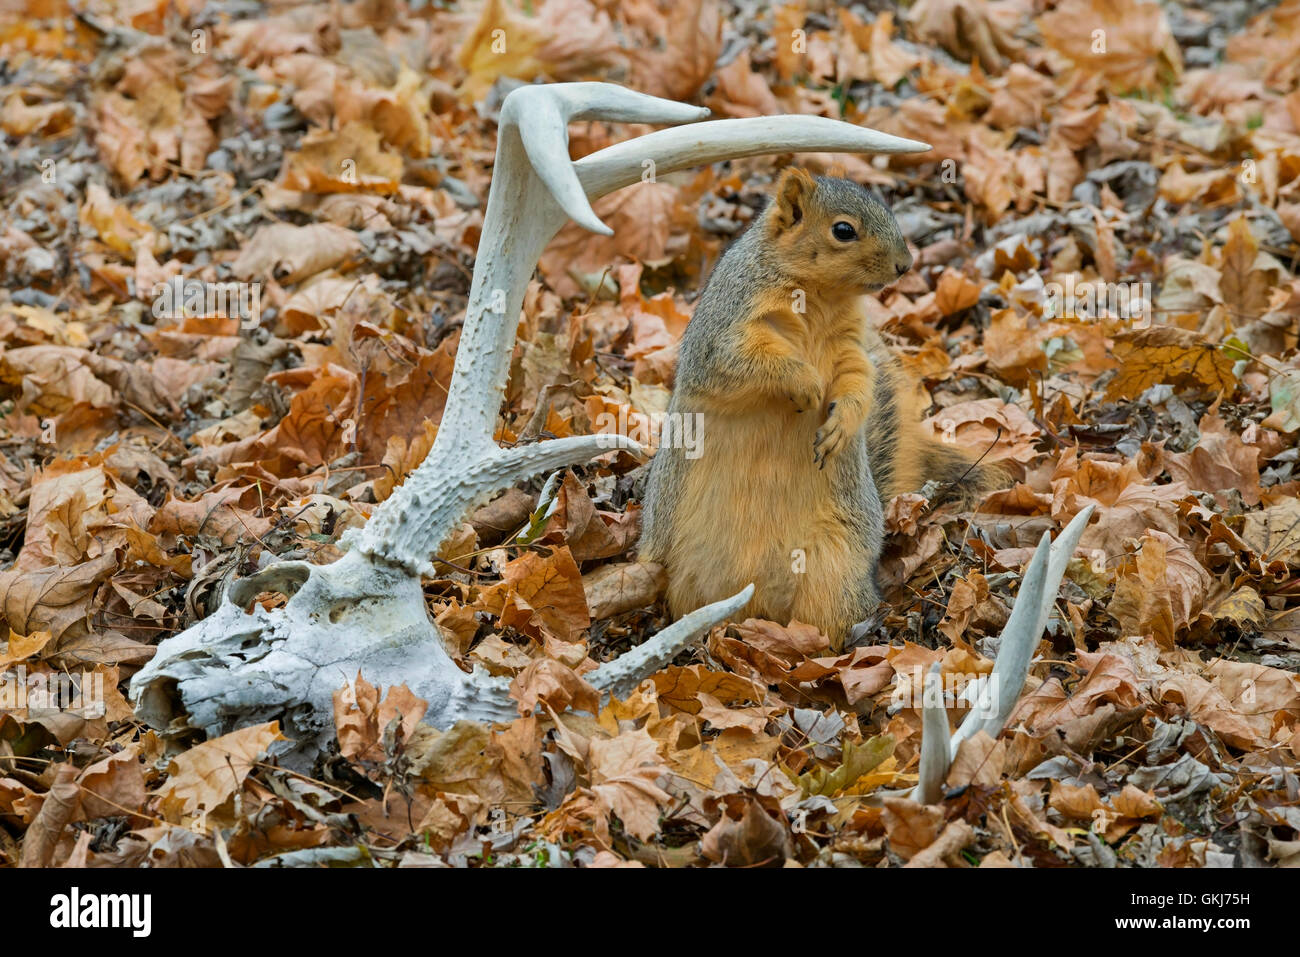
[832,221,857,242]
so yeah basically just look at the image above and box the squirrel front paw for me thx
[785,378,823,414]
[813,400,862,467]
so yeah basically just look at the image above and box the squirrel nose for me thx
[895,256,912,277]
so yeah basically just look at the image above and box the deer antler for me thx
[911,504,1095,803]
[129,82,931,761]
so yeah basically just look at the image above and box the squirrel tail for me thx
[864,359,1007,508]
[915,440,1007,507]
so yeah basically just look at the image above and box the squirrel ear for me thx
[772,168,815,232]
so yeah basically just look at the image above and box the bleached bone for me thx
[129,82,930,760]
[911,504,1095,804]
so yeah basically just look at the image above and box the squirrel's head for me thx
[762,168,913,294]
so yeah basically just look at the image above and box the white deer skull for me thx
[129,82,1091,795]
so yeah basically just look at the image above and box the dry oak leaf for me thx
[1050,780,1159,841]
[696,693,772,733]
[922,397,1041,465]
[1051,453,1188,560]
[771,3,807,80]
[333,674,428,767]
[708,47,781,118]
[255,364,359,467]
[0,552,118,641]
[455,0,618,102]
[1157,162,1241,207]
[622,0,722,102]
[77,744,148,823]
[962,126,1017,218]
[938,571,1009,645]
[335,66,432,158]
[1161,412,1262,507]
[986,63,1057,128]
[0,345,115,416]
[1157,673,1262,750]
[1156,257,1225,316]
[78,183,156,257]
[476,545,591,643]
[701,793,793,866]
[280,122,404,194]
[904,819,977,868]
[884,492,928,535]
[1209,585,1266,631]
[786,645,896,706]
[468,633,533,676]
[709,625,806,684]
[651,664,765,716]
[0,92,73,136]
[1038,0,1182,93]
[1202,658,1300,746]
[1240,498,1300,565]
[1014,651,1143,735]
[582,561,666,620]
[406,717,544,807]
[20,463,153,570]
[1049,780,1104,822]
[948,731,1006,790]
[19,762,79,867]
[881,796,945,861]
[539,470,639,562]
[909,0,1026,73]
[934,268,984,316]
[150,485,273,549]
[1219,216,1282,323]
[1007,778,1076,849]
[405,790,478,847]
[1107,529,1210,646]
[156,722,286,820]
[538,180,682,300]
[733,618,831,663]
[1104,325,1236,402]
[230,223,363,285]
[282,273,384,332]
[357,339,456,466]
[541,727,673,846]
[0,628,54,669]
[858,10,921,88]
[509,658,600,716]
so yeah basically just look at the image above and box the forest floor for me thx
[1,0,1299,867]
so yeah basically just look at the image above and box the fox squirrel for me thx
[640,168,1001,644]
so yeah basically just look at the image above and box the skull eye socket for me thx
[832,221,857,242]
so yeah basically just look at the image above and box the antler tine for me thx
[908,504,1095,801]
[954,530,1055,750]
[537,80,714,125]
[575,115,931,202]
[503,83,711,236]
[588,584,756,699]
[914,663,950,805]
[952,503,1095,751]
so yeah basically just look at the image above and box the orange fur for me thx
[641,168,998,647]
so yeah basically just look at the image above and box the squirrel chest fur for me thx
[641,169,991,643]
